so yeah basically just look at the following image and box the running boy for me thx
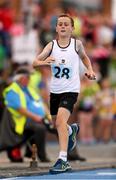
[33,14,96,174]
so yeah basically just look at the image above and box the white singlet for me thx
[50,38,82,93]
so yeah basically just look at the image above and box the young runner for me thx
[33,14,96,174]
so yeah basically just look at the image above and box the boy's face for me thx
[56,17,74,37]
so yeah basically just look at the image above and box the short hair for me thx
[57,14,74,27]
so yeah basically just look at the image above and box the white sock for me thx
[58,151,67,162]
[67,125,72,136]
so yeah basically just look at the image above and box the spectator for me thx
[96,78,114,143]
[77,77,100,144]
[0,37,6,70]
[0,2,13,59]
[0,68,11,122]
[92,44,112,79]
[0,67,51,162]
[111,88,116,141]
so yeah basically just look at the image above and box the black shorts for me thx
[50,92,78,115]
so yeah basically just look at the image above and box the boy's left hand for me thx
[85,71,96,80]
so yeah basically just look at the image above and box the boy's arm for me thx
[33,42,55,69]
[76,40,96,80]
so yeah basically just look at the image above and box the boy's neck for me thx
[57,37,71,47]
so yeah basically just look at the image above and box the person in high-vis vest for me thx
[0,67,51,162]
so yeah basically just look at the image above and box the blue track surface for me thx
[1,168,116,179]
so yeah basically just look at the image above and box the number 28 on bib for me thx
[51,64,72,79]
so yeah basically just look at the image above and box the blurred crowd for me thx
[0,0,116,161]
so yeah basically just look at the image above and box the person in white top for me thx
[33,14,96,174]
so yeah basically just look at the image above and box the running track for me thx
[1,168,116,179]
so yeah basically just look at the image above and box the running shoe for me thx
[49,159,71,174]
[68,123,80,152]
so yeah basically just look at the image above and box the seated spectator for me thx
[0,67,54,162]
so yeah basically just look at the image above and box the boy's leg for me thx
[50,107,71,173]
[49,93,78,173]
[56,107,70,153]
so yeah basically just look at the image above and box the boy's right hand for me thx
[45,56,55,65]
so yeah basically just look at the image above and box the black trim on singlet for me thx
[48,41,54,56]
[56,38,71,49]
[36,41,54,60]
[74,38,79,54]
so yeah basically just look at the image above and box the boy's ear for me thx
[72,26,74,33]
[72,26,75,31]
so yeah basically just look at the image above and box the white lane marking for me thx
[1,178,17,180]
[98,172,116,176]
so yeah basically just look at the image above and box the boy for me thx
[33,14,96,174]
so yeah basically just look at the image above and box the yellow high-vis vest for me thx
[3,82,40,135]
